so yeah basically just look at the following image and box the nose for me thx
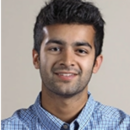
[59,48,75,67]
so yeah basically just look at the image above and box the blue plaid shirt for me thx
[2,92,130,130]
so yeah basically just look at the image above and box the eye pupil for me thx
[54,48,57,51]
[79,50,84,53]
[52,47,59,51]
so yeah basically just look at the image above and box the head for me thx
[34,0,105,59]
[33,0,105,97]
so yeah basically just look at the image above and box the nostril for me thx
[59,62,75,67]
[60,63,65,66]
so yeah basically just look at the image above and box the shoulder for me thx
[93,101,130,128]
[1,105,37,130]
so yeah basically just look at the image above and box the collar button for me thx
[62,124,69,130]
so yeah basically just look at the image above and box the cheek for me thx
[40,54,48,71]
[79,57,94,72]
[40,54,58,72]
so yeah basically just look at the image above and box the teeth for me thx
[58,73,74,76]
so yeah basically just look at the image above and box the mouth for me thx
[54,72,78,81]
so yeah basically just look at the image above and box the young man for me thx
[2,0,130,129]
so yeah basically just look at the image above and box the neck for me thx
[41,86,88,123]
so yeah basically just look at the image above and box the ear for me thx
[32,49,40,69]
[93,55,103,73]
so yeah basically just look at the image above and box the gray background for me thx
[2,0,130,119]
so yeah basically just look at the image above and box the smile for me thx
[58,73,75,76]
[54,72,77,81]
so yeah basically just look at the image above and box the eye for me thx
[49,47,61,52]
[76,49,88,55]
[48,47,61,54]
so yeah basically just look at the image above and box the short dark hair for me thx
[33,0,105,58]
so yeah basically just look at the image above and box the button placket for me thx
[61,123,70,130]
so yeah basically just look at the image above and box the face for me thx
[33,24,102,97]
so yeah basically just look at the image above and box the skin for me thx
[33,24,103,123]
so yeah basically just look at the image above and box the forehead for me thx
[43,24,95,46]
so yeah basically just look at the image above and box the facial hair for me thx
[40,65,93,98]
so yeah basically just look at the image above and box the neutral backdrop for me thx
[2,0,130,119]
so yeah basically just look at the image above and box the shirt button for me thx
[63,124,69,129]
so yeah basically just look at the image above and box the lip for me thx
[54,71,78,75]
[54,72,78,81]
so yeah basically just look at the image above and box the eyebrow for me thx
[74,42,92,49]
[46,39,92,49]
[46,39,65,45]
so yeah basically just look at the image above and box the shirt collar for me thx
[33,92,64,130]
[75,92,96,129]
[33,92,96,130]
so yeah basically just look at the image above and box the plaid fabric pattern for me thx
[2,92,130,130]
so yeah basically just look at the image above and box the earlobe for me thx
[93,55,103,73]
[32,49,40,69]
